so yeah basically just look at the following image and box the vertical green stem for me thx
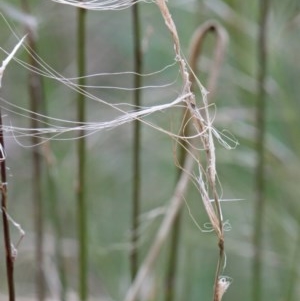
[0,112,15,301]
[77,5,88,301]
[253,0,269,300]
[130,2,142,281]
[286,227,300,301]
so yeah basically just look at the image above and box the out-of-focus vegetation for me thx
[0,0,300,300]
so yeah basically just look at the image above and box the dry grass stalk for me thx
[163,20,228,301]
[21,1,46,299]
[0,35,27,301]
[125,0,230,299]
[189,20,228,100]
[155,1,230,300]
[124,153,194,301]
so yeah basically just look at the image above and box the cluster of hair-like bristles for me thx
[0,23,236,150]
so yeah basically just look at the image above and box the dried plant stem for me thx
[124,154,194,301]
[30,66,45,301]
[0,26,27,301]
[164,20,227,301]
[164,98,191,301]
[0,113,15,301]
[189,21,228,301]
[156,0,229,301]
[21,1,46,299]
[130,1,142,281]
[189,21,228,101]
[44,144,67,301]
[190,22,228,301]
[155,1,229,299]
[22,2,67,298]
[253,0,269,301]
[155,0,191,96]
[77,5,88,301]
[164,207,182,301]
[155,2,195,299]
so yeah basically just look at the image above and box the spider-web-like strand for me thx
[0,93,190,144]
[50,0,153,11]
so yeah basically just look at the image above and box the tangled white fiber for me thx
[50,0,153,10]
[0,27,234,150]
[0,1,236,300]
[0,93,190,146]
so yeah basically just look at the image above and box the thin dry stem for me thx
[155,1,229,300]
[189,20,228,100]
[164,20,228,301]
[124,153,194,301]
[0,33,26,301]
[156,0,223,245]
[21,1,46,299]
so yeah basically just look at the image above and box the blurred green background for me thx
[0,0,300,300]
